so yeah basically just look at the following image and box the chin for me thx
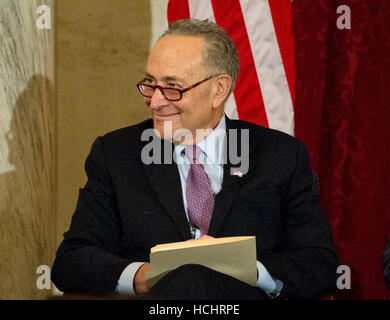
[152,124,174,142]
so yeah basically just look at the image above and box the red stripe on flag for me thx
[211,0,269,127]
[268,0,296,107]
[167,0,191,23]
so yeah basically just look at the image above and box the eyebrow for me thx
[145,73,186,84]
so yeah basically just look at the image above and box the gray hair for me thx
[160,19,240,91]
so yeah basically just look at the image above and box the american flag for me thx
[166,0,295,136]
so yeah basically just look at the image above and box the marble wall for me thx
[0,0,55,299]
[55,0,152,250]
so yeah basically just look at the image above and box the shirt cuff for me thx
[256,260,276,293]
[115,262,146,295]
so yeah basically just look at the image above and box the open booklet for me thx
[146,236,257,289]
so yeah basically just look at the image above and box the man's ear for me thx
[212,75,232,109]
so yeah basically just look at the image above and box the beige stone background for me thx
[55,0,152,249]
[0,0,168,299]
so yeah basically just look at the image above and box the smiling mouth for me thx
[154,113,180,119]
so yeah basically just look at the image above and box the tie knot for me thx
[185,145,202,163]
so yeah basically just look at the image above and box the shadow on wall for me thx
[0,75,55,299]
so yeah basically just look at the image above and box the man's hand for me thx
[134,236,213,294]
[134,263,151,295]
[186,234,214,242]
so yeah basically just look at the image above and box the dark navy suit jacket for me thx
[51,116,339,299]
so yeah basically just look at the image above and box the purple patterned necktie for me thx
[185,145,214,236]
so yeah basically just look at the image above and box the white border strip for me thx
[150,0,170,50]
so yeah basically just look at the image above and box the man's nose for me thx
[149,87,170,110]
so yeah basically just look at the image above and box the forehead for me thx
[147,35,206,81]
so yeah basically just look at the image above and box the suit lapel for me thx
[139,127,191,241]
[137,117,259,239]
[208,117,258,236]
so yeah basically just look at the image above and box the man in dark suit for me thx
[51,19,339,300]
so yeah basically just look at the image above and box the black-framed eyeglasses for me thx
[136,75,217,101]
